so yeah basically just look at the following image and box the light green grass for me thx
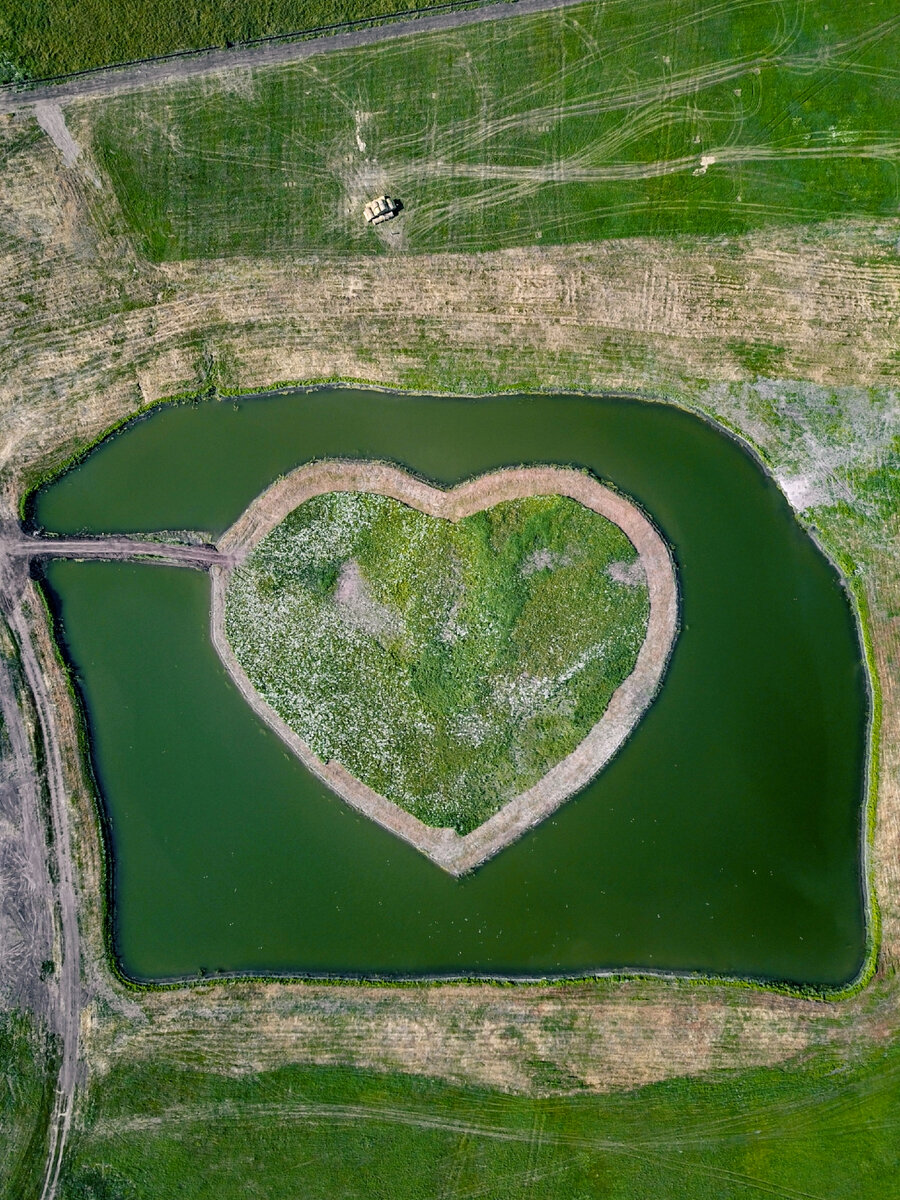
[87,0,900,260]
[0,1011,58,1200]
[58,1036,900,1199]
[0,0,459,83]
[225,490,648,832]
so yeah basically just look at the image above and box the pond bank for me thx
[35,389,868,985]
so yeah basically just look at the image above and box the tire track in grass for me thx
[88,1094,839,1197]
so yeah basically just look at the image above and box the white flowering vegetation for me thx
[225,491,649,833]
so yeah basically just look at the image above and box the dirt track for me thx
[0,0,588,114]
[0,623,54,1020]
[7,534,230,571]
[0,541,80,1200]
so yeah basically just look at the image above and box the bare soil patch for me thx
[334,558,405,640]
[607,559,645,587]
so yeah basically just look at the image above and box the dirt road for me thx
[0,527,223,1200]
[7,601,79,1200]
[0,536,80,1200]
[0,0,587,114]
[0,624,54,1020]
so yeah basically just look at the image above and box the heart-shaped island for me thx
[210,462,678,874]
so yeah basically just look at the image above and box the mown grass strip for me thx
[57,1040,900,1199]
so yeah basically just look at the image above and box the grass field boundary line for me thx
[0,0,589,112]
[0,0,492,90]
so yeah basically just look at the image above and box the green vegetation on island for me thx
[85,0,900,260]
[225,490,649,833]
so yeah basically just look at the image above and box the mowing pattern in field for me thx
[225,490,648,832]
[57,1040,900,1200]
[87,0,900,259]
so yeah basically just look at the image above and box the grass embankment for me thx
[58,1038,900,1199]
[85,0,900,260]
[0,0,455,82]
[0,1011,58,1200]
[225,490,648,833]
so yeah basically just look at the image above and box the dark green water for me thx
[37,390,868,985]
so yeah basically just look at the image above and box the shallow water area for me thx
[36,390,869,985]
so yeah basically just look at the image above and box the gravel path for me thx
[0,0,588,114]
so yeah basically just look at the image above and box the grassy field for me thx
[0,0,458,83]
[57,1036,900,1199]
[0,1012,57,1200]
[84,0,900,260]
[226,491,648,832]
[3,0,900,1192]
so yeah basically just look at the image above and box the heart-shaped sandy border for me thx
[210,461,678,875]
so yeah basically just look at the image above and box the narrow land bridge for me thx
[6,534,230,570]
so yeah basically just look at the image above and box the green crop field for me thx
[0,1012,58,1200]
[85,0,900,261]
[226,490,648,832]
[58,1036,900,1199]
[0,0,453,83]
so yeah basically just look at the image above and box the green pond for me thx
[35,390,869,985]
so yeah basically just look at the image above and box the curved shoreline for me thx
[211,460,679,875]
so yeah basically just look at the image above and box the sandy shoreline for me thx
[211,460,679,874]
